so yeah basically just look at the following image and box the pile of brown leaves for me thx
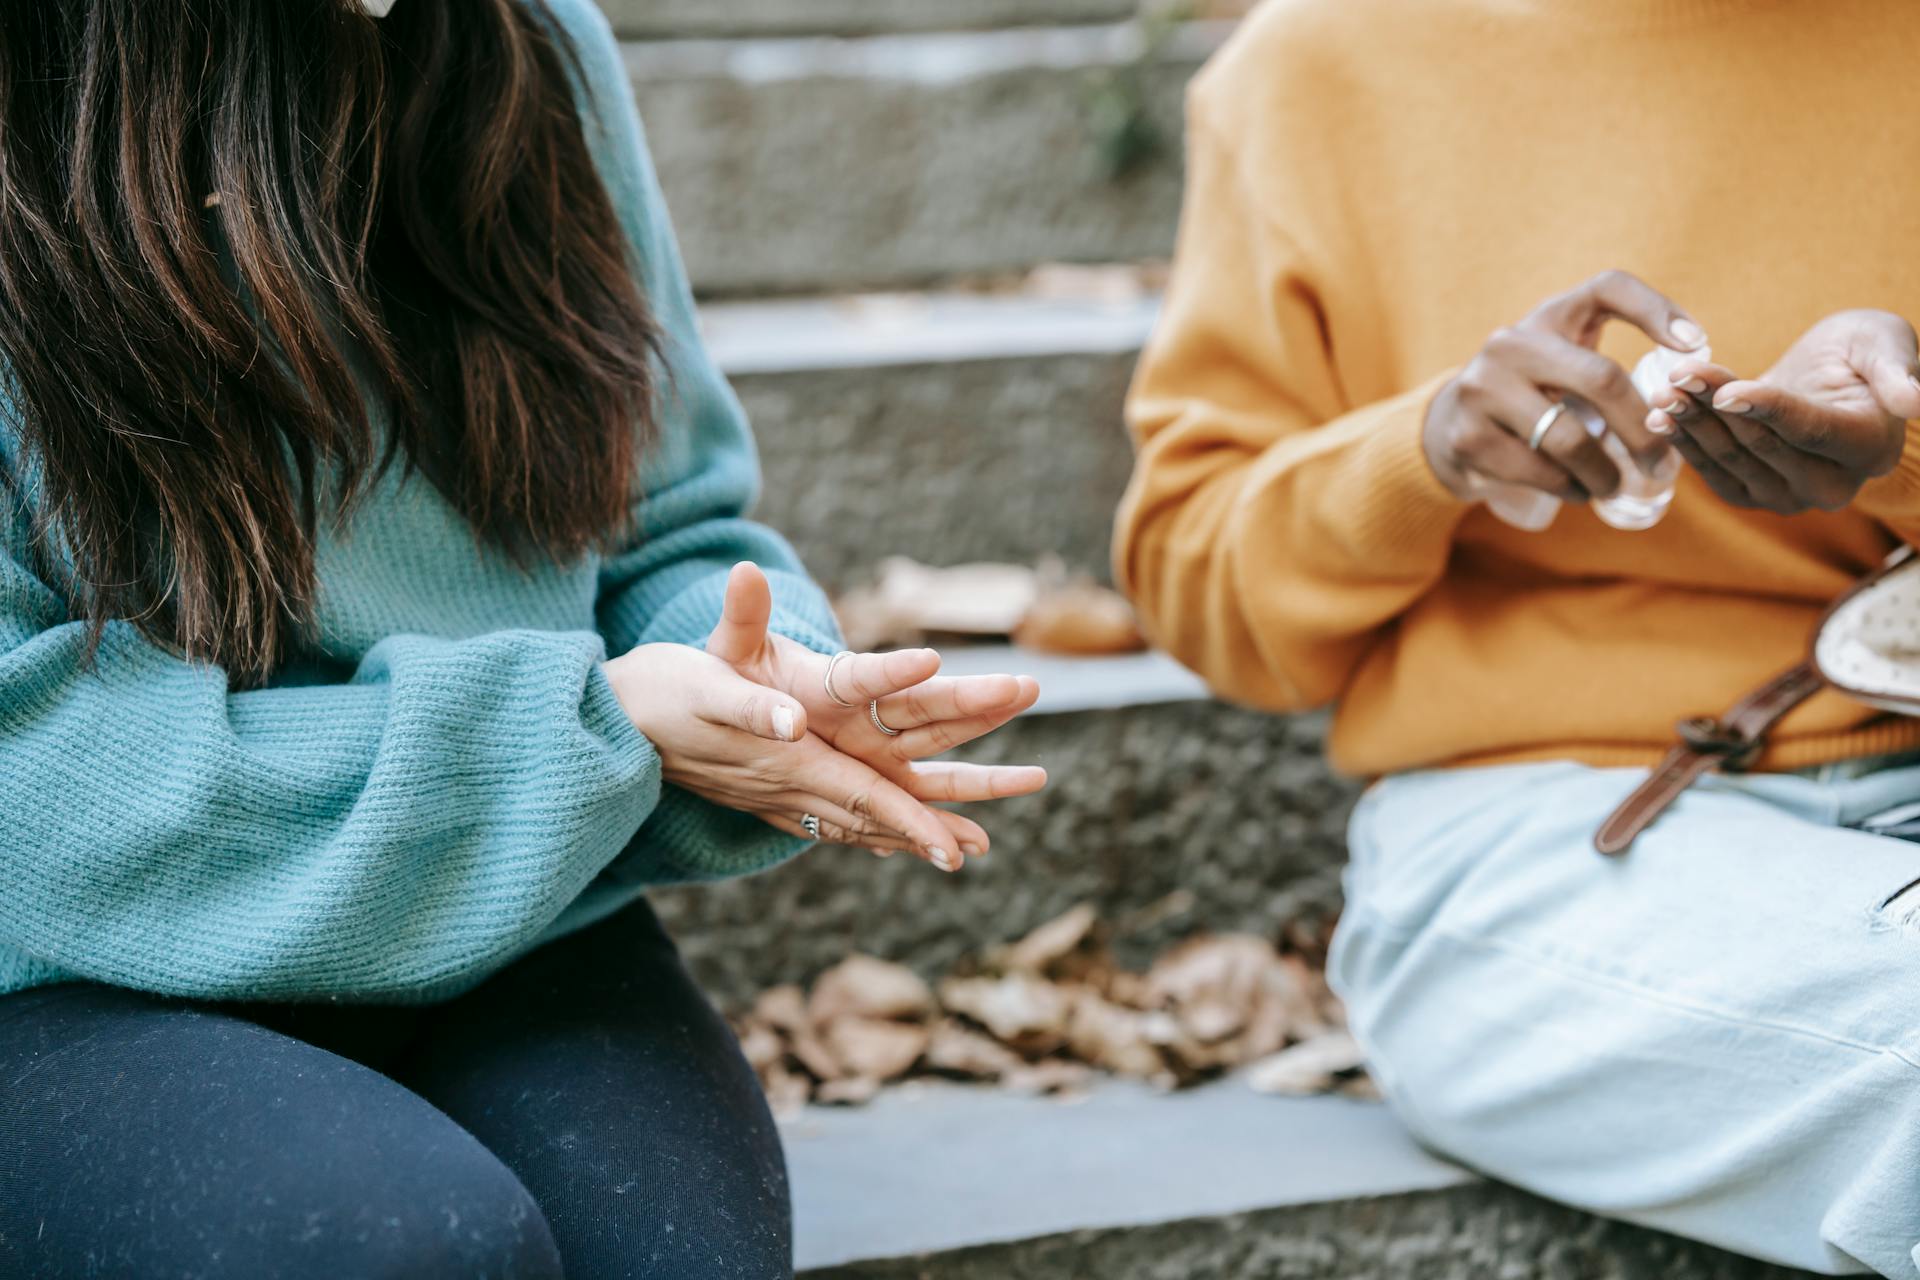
[834,557,1146,656]
[731,906,1373,1117]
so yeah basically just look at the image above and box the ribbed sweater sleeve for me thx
[1114,97,1472,714]
[1856,420,1920,546]
[0,538,660,1003]
[556,0,844,881]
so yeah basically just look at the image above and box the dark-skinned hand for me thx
[1645,310,1920,515]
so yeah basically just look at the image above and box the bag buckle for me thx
[1674,716,1762,771]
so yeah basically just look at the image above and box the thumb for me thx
[707,562,773,665]
[695,665,807,742]
[1852,315,1920,421]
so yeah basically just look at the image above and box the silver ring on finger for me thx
[824,651,859,708]
[1528,401,1570,451]
[869,699,901,737]
[801,813,822,840]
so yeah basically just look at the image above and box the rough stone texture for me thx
[600,0,1139,39]
[624,24,1220,295]
[803,1184,1819,1280]
[651,701,1359,1009]
[734,348,1139,592]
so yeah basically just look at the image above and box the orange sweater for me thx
[1116,0,1920,776]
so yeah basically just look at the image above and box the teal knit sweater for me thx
[0,0,840,1004]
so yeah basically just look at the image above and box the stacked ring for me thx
[869,699,901,737]
[823,651,859,708]
[801,813,822,840]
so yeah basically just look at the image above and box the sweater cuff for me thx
[1237,369,1472,559]
[1340,372,1476,545]
[1855,418,1920,528]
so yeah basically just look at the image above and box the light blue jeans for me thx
[1329,759,1920,1277]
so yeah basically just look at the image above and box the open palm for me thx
[705,563,1047,868]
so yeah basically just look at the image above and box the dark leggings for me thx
[0,900,789,1280]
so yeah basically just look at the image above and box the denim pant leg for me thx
[1328,761,1920,1278]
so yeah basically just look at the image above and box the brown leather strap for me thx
[1593,661,1827,856]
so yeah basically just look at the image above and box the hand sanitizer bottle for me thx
[1481,343,1702,533]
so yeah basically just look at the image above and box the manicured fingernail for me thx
[772,706,796,741]
[1717,397,1751,414]
[1647,414,1672,435]
[960,842,984,858]
[1672,375,1706,393]
[870,847,893,858]
[1670,318,1706,349]
[927,848,955,872]
[1666,396,1689,417]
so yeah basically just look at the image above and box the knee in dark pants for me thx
[335,1150,565,1280]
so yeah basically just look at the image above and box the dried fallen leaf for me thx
[735,1020,786,1074]
[1013,582,1145,656]
[991,904,1100,977]
[1146,934,1277,1053]
[1245,1030,1367,1097]
[734,907,1362,1112]
[816,1076,882,1107]
[763,1063,813,1120]
[1065,989,1173,1079]
[924,1019,1027,1080]
[821,1016,929,1082]
[787,1022,844,1084]
[1337,1073,1384,1102]
[836,558,1039,650]
[1004,1059,1095,1097]
[752,984,809,1035]
[809,955,934,1024]
[939,974,1070,1056]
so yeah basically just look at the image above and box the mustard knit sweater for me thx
[1118,0,1920,775]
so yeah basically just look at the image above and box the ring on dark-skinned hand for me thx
[1529,401,1570,451]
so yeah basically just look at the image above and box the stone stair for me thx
[787,1082,1819,1279]
[601,0,1139,40]
[704,290,1153,590]
[623,19,1224,294]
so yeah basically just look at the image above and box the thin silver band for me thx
[823,651,859,708]
[1528,402,1569,451]
[801,813,822,840]
[869,700,901,737]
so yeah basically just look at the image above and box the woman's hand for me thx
[1644,310,1920,515]
[1423,269,1707,506]
[602,641,984,872]
[705,565,1048,838]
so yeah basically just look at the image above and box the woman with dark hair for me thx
[0,1,1045,1276]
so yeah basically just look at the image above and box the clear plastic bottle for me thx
[1482,343,1704,532]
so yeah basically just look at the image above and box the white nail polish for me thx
[928,848,954,872]
[772,706,796,741]
[1670,318,1707,349]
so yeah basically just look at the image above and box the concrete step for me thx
[708,289,1157,591]
[600,0,1139,40]
[626,23,1227,295]
[787,1080,1815,1278]
[651,647,1359,1009]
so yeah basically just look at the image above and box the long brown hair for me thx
[0,0,662,686]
